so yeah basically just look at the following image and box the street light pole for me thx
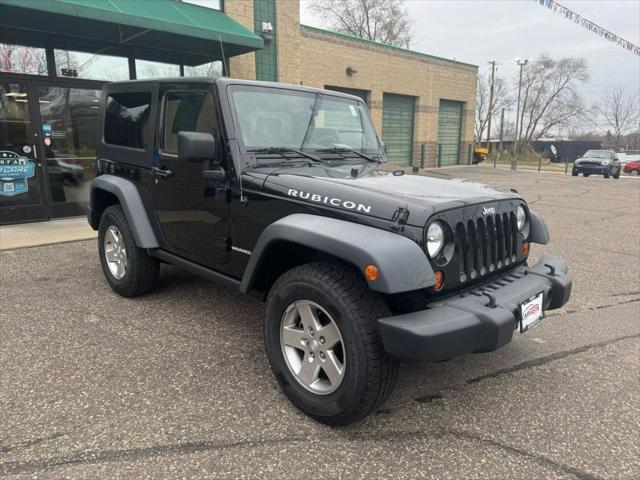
[486,61,496,153]
[512,58,529,171]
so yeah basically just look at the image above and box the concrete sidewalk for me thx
[0,217,96,251]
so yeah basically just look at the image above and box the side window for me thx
[162,91,217,154]
[104,92,151,149]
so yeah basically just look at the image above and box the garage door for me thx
[382,93,415,166]
[325,86,369,105]
[437,100,463,166]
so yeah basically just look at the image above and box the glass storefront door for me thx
[0,80,103,224]
[0,81,48,224]
[38,86,101,219]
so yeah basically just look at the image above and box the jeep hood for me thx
[261,167,519,226]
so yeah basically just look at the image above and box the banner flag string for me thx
[536,0,640,56]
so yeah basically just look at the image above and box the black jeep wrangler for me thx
[89,78,572,425]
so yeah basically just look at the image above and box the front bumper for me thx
[573,164,608,174]
[378,254,572,362]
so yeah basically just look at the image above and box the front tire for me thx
[264,262,398,426]
[571,169,578,176]
[630,169,639,176]
[98,205,160,297]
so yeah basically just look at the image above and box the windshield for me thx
[584,150,613,159]
[229,85,381,155]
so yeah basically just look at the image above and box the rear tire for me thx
[613,170,620,179]
[630,169,639,176]
[584,173,590,177]
[264,262,398,426]
[98,205,160,297]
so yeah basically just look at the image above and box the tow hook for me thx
[544,263,557,276]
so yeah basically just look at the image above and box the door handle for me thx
[152,167,173,179]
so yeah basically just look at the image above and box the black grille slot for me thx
[455,210,518,284]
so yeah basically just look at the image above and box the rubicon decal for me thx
[287,189,372,213]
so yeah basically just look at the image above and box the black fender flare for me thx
[90,175,159,248]
[529,211,550,245]
[239,214,435,294]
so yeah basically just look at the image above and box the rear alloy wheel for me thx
[98,205,160,297]
[265,262,398,426]
[104,225,128,280]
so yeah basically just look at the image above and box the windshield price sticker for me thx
[0,151,35,197]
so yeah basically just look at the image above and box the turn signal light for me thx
[364,264,379,281]
[434,271,445,290]
[523,241,530,256]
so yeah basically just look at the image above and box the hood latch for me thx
[391,206,410,231]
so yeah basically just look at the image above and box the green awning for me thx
[0,0,263,65]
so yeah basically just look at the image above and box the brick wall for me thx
[225,1,478,167]
[225,0,256,80]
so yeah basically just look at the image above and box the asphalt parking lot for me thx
[1,166,639,479]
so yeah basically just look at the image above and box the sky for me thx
[300,0,640,112]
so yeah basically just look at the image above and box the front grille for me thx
[454,212,518,283]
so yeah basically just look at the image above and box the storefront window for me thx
[0,43,48,75]
[184,61,224,78]
[135,60,180,79]
[38,86,101,216]
[179,0,222,10]
[54,50,129,81]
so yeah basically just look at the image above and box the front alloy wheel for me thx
[281,300,345,395]
[265,262,399,426]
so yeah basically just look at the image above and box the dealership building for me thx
[0,0,477,225]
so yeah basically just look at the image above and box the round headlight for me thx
[601,160,610,166]
[426,222,444,258]
[517,205,527,231]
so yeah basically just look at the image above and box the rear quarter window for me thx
[104,92,152,149]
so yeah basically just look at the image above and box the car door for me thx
[152,85,229,267]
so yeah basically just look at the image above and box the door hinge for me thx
[391,206,410,231]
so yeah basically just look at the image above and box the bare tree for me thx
[475,72,512,141]
[517,55,589,143]
[596,86,640,148]
[310,0,413,47]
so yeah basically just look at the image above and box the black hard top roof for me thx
[104,77,366,103]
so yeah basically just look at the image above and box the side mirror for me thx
[178,131,216,163]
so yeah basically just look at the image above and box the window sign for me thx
[54,50,129,81]
[135,60,180,79]
[0,151,36,197]
[0,43,47,75]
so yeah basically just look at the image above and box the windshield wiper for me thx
[314,147,380,163]
[247,147,321,163]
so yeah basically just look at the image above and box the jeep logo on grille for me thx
[482,206,496,215]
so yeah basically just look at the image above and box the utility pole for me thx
[485,61,496,153]
[496,107,505,168]
[512,58,529,171]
